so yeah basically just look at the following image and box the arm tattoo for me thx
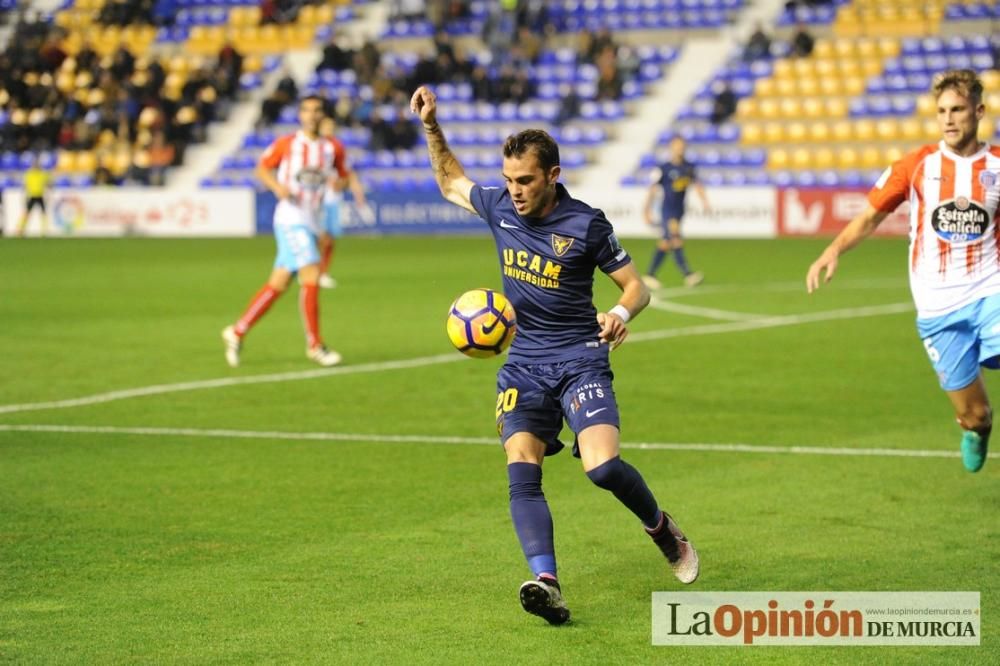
[424,123,465,187]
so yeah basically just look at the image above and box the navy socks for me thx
[586,456,661,529]
[508,462,557,578]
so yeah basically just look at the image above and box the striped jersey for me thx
[869,141,1000,318]
[259,130,349,227]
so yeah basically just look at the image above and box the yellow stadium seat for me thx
[808,121,830,142]
[877,38,900,58]
[759,98,780,118]
[854,119,876,142]
[56,151,76,173]
[802,98,825,119]
[813,147,836,169]
[982,70,1000,92]
[884,146,904,164]
[837,147,859,169]
[831,119,854,142]
[229,7,248,26]
[876,119,900,141]
[834,39,856,58]
[741,123,763,144]
[76,151,97,174]
[987,92,1000,113]
[856,38,877,58]
[316,5,334,24]
[793,59,814,77]
[900,118,923,141]
[736,98,757,119]
[775,78,797,97]
[798,78,819,96]
[813,39,834,58]
[824,97,848,118]
[773,60,793,79]
[779,98,801,118]
[814,59,836,77]
[842,76,865,96]
[923,119,939,140]
[791,148,812,169]
[293,25,314,48]
[756,78,776,97]
[786,122,808,142]
[860,147,883,169]
[298,5,317,25]
[768,148,789,170]
[819,78,843,96]
[916,94,936,116]
[764,122,785,143]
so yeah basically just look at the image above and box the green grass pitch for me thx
[1,236,997,664]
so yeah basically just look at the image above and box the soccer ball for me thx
[446,288,516,358]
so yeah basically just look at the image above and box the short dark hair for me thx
[503,129,560,172]
[932,69,983,106]
[300,94,326,109]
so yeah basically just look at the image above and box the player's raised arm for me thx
[597,262,651,350]
[805,204,890,293]
[410,85,477,214]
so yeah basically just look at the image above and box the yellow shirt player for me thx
[18,157,50,237]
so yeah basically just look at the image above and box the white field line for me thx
[653,278,907,298]
[647,297,762,321]
[0,424,959,459]
[0,353,465,415]
[0,302,913,416]
[629,302,912,343]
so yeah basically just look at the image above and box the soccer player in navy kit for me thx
[641,136,710,289]
[411,85,699,625]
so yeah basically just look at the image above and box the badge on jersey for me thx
[551,234,574,257]
[980,170,998,188]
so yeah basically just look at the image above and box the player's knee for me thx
[586,456,626,490]
[958,403,992,433]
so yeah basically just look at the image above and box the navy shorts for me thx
[658,207,684,240]
[495,357,620,457]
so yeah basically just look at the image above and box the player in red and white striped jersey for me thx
[221,95,343,368]
[807,70,996,472]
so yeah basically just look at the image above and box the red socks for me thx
[299,283,321,349]
[235,285,279,336]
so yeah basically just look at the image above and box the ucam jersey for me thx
[470,183,631,363]
[655,159,698,219]
[869,141,1000,318]
[259,130,349,228]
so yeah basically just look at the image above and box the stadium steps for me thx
[576,0,787,191]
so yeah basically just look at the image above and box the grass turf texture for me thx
[1,236,997,663]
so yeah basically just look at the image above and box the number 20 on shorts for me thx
[496,388,518,419]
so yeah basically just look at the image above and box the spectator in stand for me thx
[470,65,497,103]
[553,83,580,127]
[709,81,737,125]
[595,46,622,101]
[216,43,243,101]
[791,23,815,58]
[483,3,517,66]
[317,32,353,72]
[386,108,418,151]
[742,22,772,61]
[147,130,175,185]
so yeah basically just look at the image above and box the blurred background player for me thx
[316,115,373,289]
[641,136,711,289]
[411,85,699,626]
[806,69,997,473]
[221,95,342,368]
[16,155,51,237]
